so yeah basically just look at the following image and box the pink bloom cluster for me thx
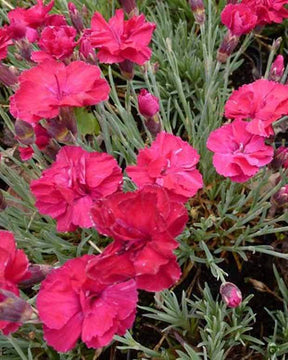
[221,0,288,36]
[26,131,203,351]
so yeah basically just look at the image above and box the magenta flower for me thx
[88,9,156,65]
[10,60,110,124]
[207,119,274,183]
[242,0,288,25]
[221,4,257,36]
[90,185,188,291]
[126,132,203,202]
[0,27,13,60]
[31,25,77,62]
[224,79,288,137]
[30,146,123,232]
[7,0,66,42]
[37,255,138,352]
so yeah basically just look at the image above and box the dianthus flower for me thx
[32,25,77,62]
[0,230,30,334]
[207,119,274,182]
[242,0,288,25]
[126,132,203,202]
[10,59,110,124]
[7,0,66,42]
[90,185,188,291]
[224,79,288,137]
[30,146,123,232]
[221,4,257,36]
[88,9,156,65]
[0,27,13,60]
[37,255,138,352]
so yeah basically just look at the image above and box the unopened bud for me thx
[119,0,139,17]
[0,63,18,87]
[189,0,205,25]
[15,39,32,62]
[272,37,282,52]
[145,115,162,138]
[268,55,284,82]
[220,282,242,308]
[217,31,240,63]
[46,118,75,144]
[20,264,53,288]
[0,289,33,323]
[119,59,134,80]
[68,2,84,33]
[270,146,288,170]
[0,191,7,211]
[271,185,288,209]
[15,120,35,145]
[138,89,160,118]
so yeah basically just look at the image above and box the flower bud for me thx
[15,120,35,145]
[217,31,240,63]
[271,185,288,209]
[119,0,139,17]
[0,63,18,87]
[119,59,134,80]
[220,282,242,308]
[68,2,84,33]
[0,289,33,323]
[45,119,75,144]
[138,89,160,118]
[270,146,288,170]
[145,116,162,138]
[0,191,7,211]
[189,0,205,25]
[268,55,284,82]
[20,264,53,288]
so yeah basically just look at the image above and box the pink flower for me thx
[221,4,257,36]
[138,89,159,118]
[37,255,138,352]
[220,282,242,308]
[242,0,288,25]
[90,185,188,291]
[207,119,274,182]
[0,27,13,60]
[32,25,77,62]
[0,230,30,334]
[126,132,203,202]
[10,60,110,124]
[7,0,66,42]
[224,79,288,137]
[88,9,156,65]
[30,146,123,232]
